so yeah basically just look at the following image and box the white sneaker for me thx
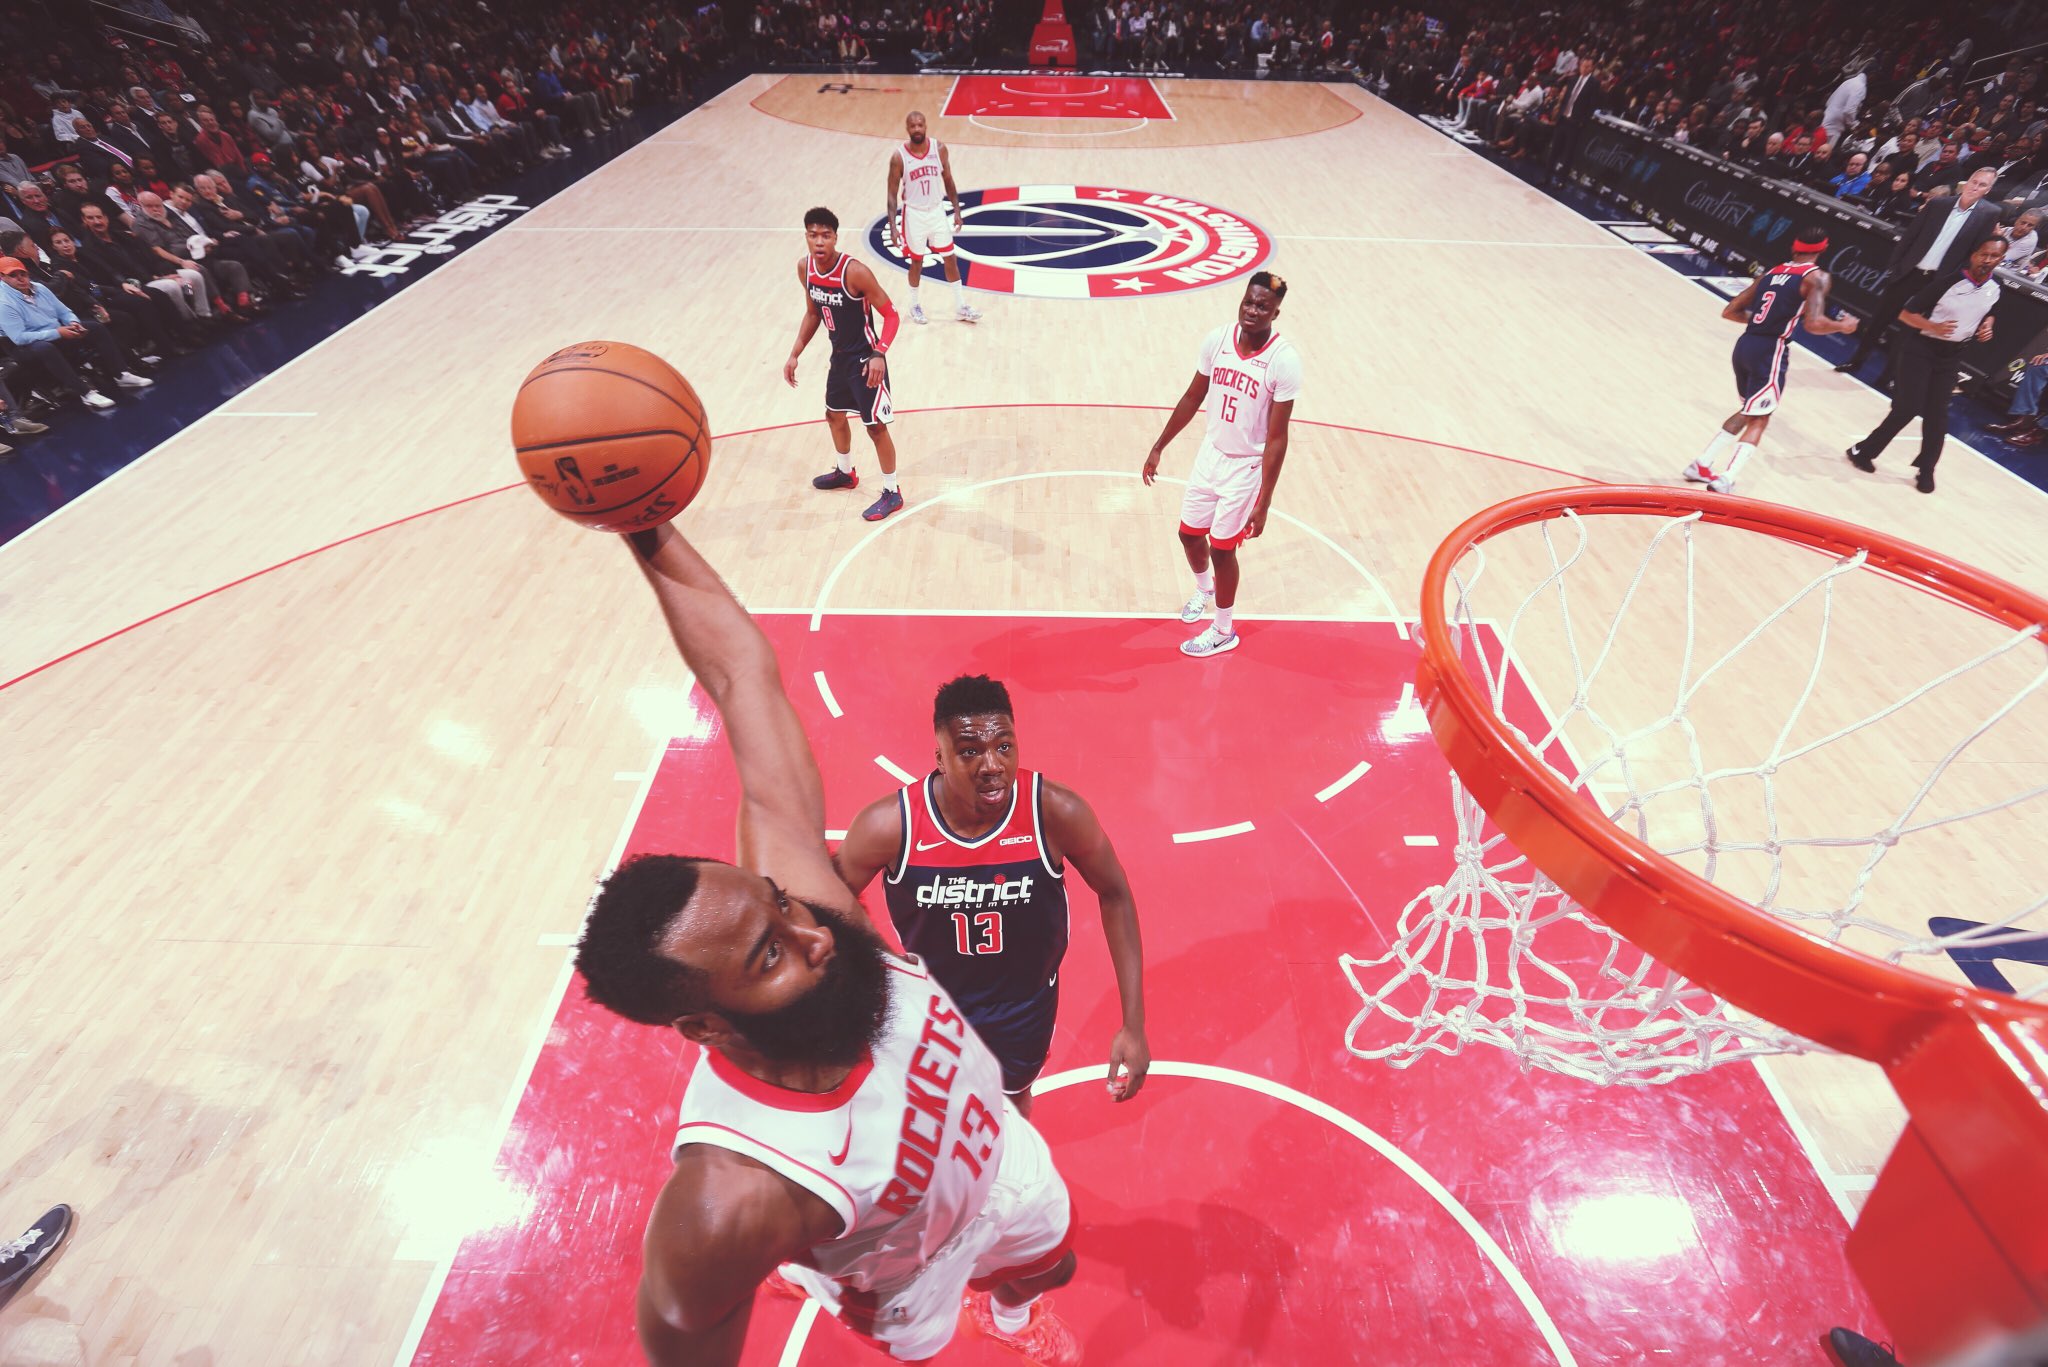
[1180,625,1239,657]
[956,304,982,323]
[1681,459,1714,484]
[1178,591,1213,623]
[1706,473,1735,494]
[351,244,377,261]
[81,390,115,409]
[910,303,927,325]
[115,371,153,388]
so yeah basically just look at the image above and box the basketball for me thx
[511,341,711,532]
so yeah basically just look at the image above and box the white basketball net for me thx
[1343,507,2048,1086]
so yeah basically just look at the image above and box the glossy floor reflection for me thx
[410,613,1876,1366]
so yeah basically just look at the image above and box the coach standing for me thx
[1837,166,2005,376]
[1546,58,1605,183]
[1846,233,2006,493]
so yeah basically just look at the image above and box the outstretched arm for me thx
[624,524,842,902]
[1142,371,1210,483]
[1042,781,1149,1100]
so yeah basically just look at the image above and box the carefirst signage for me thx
[339,193,532,277]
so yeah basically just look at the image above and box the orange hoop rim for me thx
[1417,485,2048,1065]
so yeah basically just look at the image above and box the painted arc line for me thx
[814,670,843,718]
[1173,820,1256,844]
[1404,834,1441,847]
[998,80,1112,98]
[1315,760,1373,803]
[876,755,918,784]
[968,113,1149,138]
[778,1061,1580,1366]
[808,469,1405,639]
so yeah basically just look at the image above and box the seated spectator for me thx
[1913,141,1967,194]
[1722,117,1769,162]
[1830,151,1873,199]
[191,105,247,178]
[12,181,65,247]
[191,172,314,285]
[1493,71,1547,153]
[1778,133,1822,183]
[44,227,185,360]
[76,200,222,328]
[1990,348,2048,446]
[241,153,367,266]
[131,189,256,318]
[1999,209,2042,272]
[1863,166,1921,220]
[49,92,86,144]
[98,102,155,165]
[103,161,146,222]
[0,253,152,409]
[0,134,27,200]
[151,110,203,180]
[246,92,295,159]
[49,163,99,227]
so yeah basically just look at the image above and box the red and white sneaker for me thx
[1680,459,1716,484]
[965,1292,1080,1367]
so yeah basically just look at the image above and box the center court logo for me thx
[868,186,1273,299]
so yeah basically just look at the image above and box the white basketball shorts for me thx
[780,1101,1074,1361]
[1177,436,1264,549]
[899,202,955,260]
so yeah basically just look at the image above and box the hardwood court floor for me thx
[3,74,2044,1365]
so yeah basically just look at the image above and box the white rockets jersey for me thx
[1197,323,1304,458]
[672,955,1008,1294]
[899,140,946,209]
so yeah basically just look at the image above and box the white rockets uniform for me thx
[896,139,954,261]
[673,955,1073,1360]
[1177,323,1305,549]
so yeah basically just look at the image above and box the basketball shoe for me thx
[1681,459,1715,484]
[863,488,905,521]
[964,1291,1080,1367]
[1180,625,1239,657]
[911,303,928,325]
[1824,1327,1901,1366]
[1179,591,1213,623]
[813,467,860,491]
[957,304,982,323]
[0,1205,74,1311]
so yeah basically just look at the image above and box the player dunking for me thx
[787,206,907,522]
[889,112,980,326]
[834,674,1150,1119]
[576,523,1081,1366]
[1681,224,1857,494]
[1143,272,1302,658]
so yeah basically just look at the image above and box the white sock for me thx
[835,450,853,474]
[882,471,899,493]
[1724,442,1758,483]
[1215,606,1234,634]
[1194,568,1215,594]
[910,278,921,306]
[991,1296,1034,1334]
[1697,428,1737,473]
[951,278,966,307]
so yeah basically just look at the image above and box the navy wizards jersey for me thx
[805,253,879,358]
[882,771,1070,1092]
[1744,261,1818,339]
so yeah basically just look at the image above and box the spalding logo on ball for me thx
[511,340,711,532]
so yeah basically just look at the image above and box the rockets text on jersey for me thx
[806,252,879,358]
[1744,261,1819,339]
[900,140,946,210]
[672,957,1010,1292]
[1198,323,1305,458]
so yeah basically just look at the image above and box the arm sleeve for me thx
[1195,324,1224,377]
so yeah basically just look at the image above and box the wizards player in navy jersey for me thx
[1680,223,1858,494]
[784,206,907,522]
[834,675,1150,1116]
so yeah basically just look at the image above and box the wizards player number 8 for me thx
[952,911,1005,955]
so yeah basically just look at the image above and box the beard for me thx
[721,898,892,1068]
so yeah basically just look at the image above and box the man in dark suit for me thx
[1839,165,2007,375]
[98,103,156,165]
[1547,57,1604,183]
[68,119,136,180]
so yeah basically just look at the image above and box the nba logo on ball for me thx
[869,186,1274,299]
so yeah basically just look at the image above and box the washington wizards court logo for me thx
[867,186,1274,299]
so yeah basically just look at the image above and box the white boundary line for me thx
[1315,760,1373,803]
[875,754,918,784]
[807,470,1404,637]
[1172,820,1256,843]
[814,670,844,718]
[1751,1055,1867,1226]
[1147,77,1177,121]
[1403,834,1440,847]
[3,110,699,559]
[390,730,674,1367]
[773,1059,1578,1367]
[207,410,319,419]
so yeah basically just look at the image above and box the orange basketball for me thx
[511,341,711,532]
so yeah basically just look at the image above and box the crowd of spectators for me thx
[748,0,1007,68]
[0,0,731,455]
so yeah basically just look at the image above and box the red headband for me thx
[1793,236,1829,254]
